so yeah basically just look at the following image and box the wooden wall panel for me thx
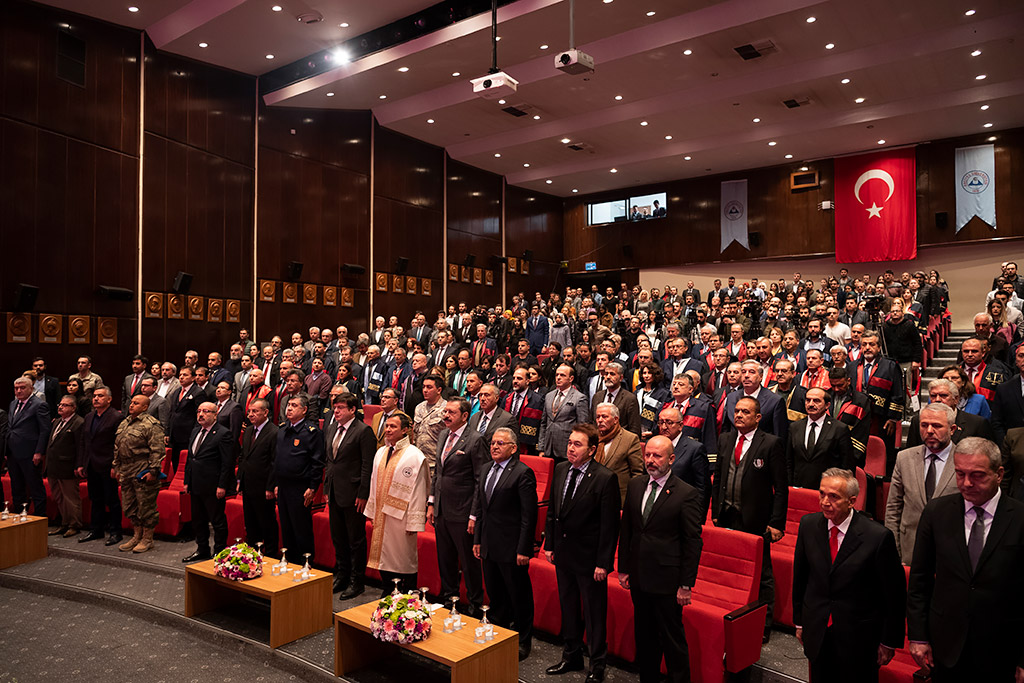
[446,159,502,309]
[259,108,370,176]
[506,185,565,308]
[374,126,442,210]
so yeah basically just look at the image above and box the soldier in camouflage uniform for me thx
[113,394,165,553]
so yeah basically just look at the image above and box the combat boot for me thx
[133,527,156,553]
[119,525,143,552]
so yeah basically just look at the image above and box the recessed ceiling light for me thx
[647,11,656,16]
[841,78,851,84]
[198,42,208,48]
[561,138,571,143]
[825,43,835,50]
[980,104,990,110]
[265,54,275,60]
[426,118,434,124]
[854,97,865,103]
[987,136,997,142]
[614,95,623,100]
[379,94,387,99]
[752,117,761,123]
[603,0,613,4]
[494,153,501,157]
[546,179,553,184]
[640,121,648,126]
[398,67,409,72]
[523,163,530,167]
[271,4,282,11]
[128,6,139,12]
[877,139,886,144]
[326,92,334,97]
[665,135,673,140]
[682,49,692,56]
[785,154,793,159]
[806,16,816,23]
[975,74,986,80]
[495,36,501,41]
[339,22,349,27]
[983,122,993,128]
[971,49,982,56]
[799,166,809,171]
[964,9,976,16]
[610,168,617,173]
[768,141,777,146]
[572,189,578,193]
[533,115,541,120]
[684,156,692,160]
[540,44,549,50]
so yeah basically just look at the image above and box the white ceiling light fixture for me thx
[523,163,530,167]
[339,22,349,27]
[533,115,541,120]
[752,117,761,123]
[198,42,208,48]
[452,72,461,77]
[980,104,989,110]
[494,153,501,157]
[426,118,434,123]
[326,92,334,97]
[640,121,648,126]
[647,11,656,17]
[975,74,986,80]
[610,168,618,173]
[265,54,275,60]
[398,67,409,72]
[128,6,139,12]
[971,49,982,56]
[540,44,549,50]
[665,135,673,140]
[768,141,777,146]
[825,43,835,50]
[806,16,816,23]
[983,122,993,128]
[684,156,691,160]
[561,137,571,143]
[271,5,282,11]
[877,139,886,144]
[614,95,623,100]
[682,49,692,56]
[855,97,866,103]
[784,154,793,159]
[331,49,349,63]
[799,166,809,171]
[379,94,387,99]
[546,179,553,184]
[964,9,976,16]
[841,78,851,84]
[987,136,997,142]
[572,189,578,193]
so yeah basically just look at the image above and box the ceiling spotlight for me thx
[494,153,501,157]
[971,49,982,56]
[271,4,282,10]
[540,44,549,50]
[825,43,835,49]
[426,118,434,123]
[610,168,618,173]
[983,122,993,128]
[980,104,990,110]
[799,166,809,171]
[533,115,541,120]
[523,163,530,167]
[877,139,886,144]
[128,6,139,12]
[975,74,986,80]
[331,49,349,62]
[964,9,976,16]
[379,94,387,99]
[785,154,793,159]
[326,92,334,97]
[603,0,613,4]
[398,66,409,72]
[495,36,501,41]
[855,97,865,103]
[265,54,275,59]
[806,16,816,23]
[987,136,997,142]
[640,121,649,127]
[768,141,777,146]
[452,72,461,77]
[647,11,656,16]
[561,138,571,143]
[339,22,349,27]
[572,189,578,193]
[752,117,761,123]
[198,42,208,48]
[614,95,623,100]
[684,155,692,160]
[665,135,673,140]
[546,179,553,184]
[841,78,851,84]
[497,99,506,104]
[682,49,692,56]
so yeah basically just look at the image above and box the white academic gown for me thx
[364,438,429,574]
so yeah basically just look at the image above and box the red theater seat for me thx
[865,436,888,478]
[879,566,928,683]
[226,497,245,541]
[521,454,554,546]
[771,486,820,628]
[362,404,382,427]
[156,450,191,536]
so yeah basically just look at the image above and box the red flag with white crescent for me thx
[834,147,916,263]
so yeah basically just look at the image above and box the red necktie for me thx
[734,434,745,465]
[829,525,840,562]
[179,387,186,401]
[131,375,140,394]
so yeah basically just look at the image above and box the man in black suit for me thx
[467,383,516,447]
[787,388,856,488]
[792,468,906,683]
[713,396,788,641]
[907,437,1024,682]
[7,377,51,517]
[238,398,278,557]
[618,435,704,683]
[905,378,995,448]
[121,354,153,413]
[428,397,488,615]
[45,395,85,537]
[167,366,203,473]
[544,423,620,681]
[77,386,123,545]
[273,394,325,563]
[722,361,789,440]
[213,381,243,462]
[990,344,1024,444]
[656,406,709,507]
[182,402,234,562]
[323,392,376,598]
[590,362,642,436]
[30,357,61,416]
[472,426,538,661]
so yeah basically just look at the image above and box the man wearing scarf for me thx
[593,403,643,504]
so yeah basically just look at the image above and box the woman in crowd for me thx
[940,365,991,419]
[65,377,90,417]
[635,363,670,441]
[987,298,1015,345]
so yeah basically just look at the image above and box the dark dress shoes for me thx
[105,534,123,546]
[546,658,584,675]
[339,580,365,600]
[182,550,212,563]
[78,530,105,543]
[332,575,350,594]
[518,640,532,662]
[585,671,605,683]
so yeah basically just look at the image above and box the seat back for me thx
[521,454,554,504]
[865,435,888,477]
[363,404,382,427]
[168,450,189,491]
[854,467,868,511]
[776,487,820,552]
[693,525,763,611]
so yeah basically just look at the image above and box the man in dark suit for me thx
[660,338,704,386]
[121,354,153,413]
[7,377,51,518]
[472,426,537,660]
[907,437,1024,682]
[323,391,376,598]
[590,362,642,437]
[167,366,204,473]
[45,395,85,536]
[618,435,704,683]
[905,378,995,449]
[538,364,590,460]
[77,386,123,545]
[787,388,856,488]
[989,344,1024,444]
[656,406,709,507]
[213,381,243,458]
[525,305,549,356]
[470,323,498,366]
[182,402,234,562]
[723,360,789,440]
[713,396,788,641]
[140,377,170,434]
[359,345,387,406]
[30,357,61,416]
[792,468,906,683]
[467,383,516,447]
[238,398,278,558]
[274,394,325,563]
[428,397,488,615]
[544,423,620,681]
[207,352,233,389]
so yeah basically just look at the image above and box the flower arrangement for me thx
[369,593,432,644]
[213,542,263,581]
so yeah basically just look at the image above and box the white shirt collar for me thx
[828,509,854,535]
[964,488,1001,518]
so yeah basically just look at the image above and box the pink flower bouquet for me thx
[369,593,432,644]
[213,542,263,581]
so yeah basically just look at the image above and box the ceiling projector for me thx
[471,71,518,99]
[555,49,594,75]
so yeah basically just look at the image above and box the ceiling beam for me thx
[146,0,249,49]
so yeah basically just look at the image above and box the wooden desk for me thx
[0,515,48,569]
[184,559,332,648]
[334,600,518,682]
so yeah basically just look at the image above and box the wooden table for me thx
[0,515,48,569]
[334,600,518,682]
[184,559,332,647]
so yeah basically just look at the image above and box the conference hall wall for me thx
[0,0,563,393]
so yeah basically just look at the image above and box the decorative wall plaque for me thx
[144,292,163,318]
[406,277,417,295]
[167,294,184,319]
[375,273,388,292]
[259,280,276,302]
[39,314,62,343]
[448,264,459,281]
[461,266,470,283]
[7,313,30,343]
[473,268,482,284]
[521,260,530,275]
[392,274,404,293]
[303,284,316,305]
[207,299,223,323]
[69,316,90,343]
[226,300,240,323]
[421,279,432,297]
[98,317,117,344]
[323,286,337,307]
[507,257,518,272]
[188,296,204,320]
[485,270,494,286]
[341,287,355,307]
[282,282,297,303]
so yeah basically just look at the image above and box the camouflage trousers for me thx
[119,473,160,529]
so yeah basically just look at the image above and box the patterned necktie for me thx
[478,413,489,434]
[485,463,500,500]
[553,391,565,414]
[642,481,659,523]
[565,467,581,504]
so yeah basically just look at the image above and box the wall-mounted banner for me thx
[955,144,996,232]
[720,179,749,252]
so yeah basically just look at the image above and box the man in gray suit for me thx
[467,383,516,447]
[885,403,959,564]
[233,354,254,402]
[140,377,170,433]
[538,363,590,461]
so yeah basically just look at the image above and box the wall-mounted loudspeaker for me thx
[749,232,762,248]
[172,271,193,295]
[935,212,948,229]
[99,285,134,301]
[464,254,476,267]
[395,257,409,274]
[341,263,366,275]
[287,261,304,281]
[14,283,39,312]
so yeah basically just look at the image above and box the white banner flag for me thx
[955,144,996,232]
[720,180,749,252]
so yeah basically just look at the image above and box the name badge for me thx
[294,438,300,446]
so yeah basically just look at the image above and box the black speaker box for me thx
[341,263,366,275]
[14,283,38,312]
[99,285,134,301]
[935,212,948,229]
[464,254,476,267]
[172,271,193,295]
[396,257,409,274]
[749,231,762,247]
[287,261,304,281]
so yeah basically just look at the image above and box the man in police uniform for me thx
[113,394,165,553]
[275,394,325,560]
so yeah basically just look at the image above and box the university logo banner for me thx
[834,147,916,263]
[955,144,996,232]
[720,179,749,252]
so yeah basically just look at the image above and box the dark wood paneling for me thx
[506,185,565,306]
[259,107,370,176]
[374,125,443,210]
[446,159,502,309]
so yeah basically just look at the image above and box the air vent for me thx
[566,141,594,153]
[501,102,538,118]
[782,97,811,109]
[56,28,86,88]
[733,39,777,61]
[296,11,324,24]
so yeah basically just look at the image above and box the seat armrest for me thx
[724,599,764,621]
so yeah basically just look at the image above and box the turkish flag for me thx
[834,147,916,263]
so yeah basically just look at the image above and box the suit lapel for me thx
[908,447,927,508]
[562,465,596,516]
[643,476,674,527]
[974,494,1015,573]
[831,513,863,572]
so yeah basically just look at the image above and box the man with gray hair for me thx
[7,376,51,516]
[886,402,960,564]
[590,361,642,436]
[905,378,994,450]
